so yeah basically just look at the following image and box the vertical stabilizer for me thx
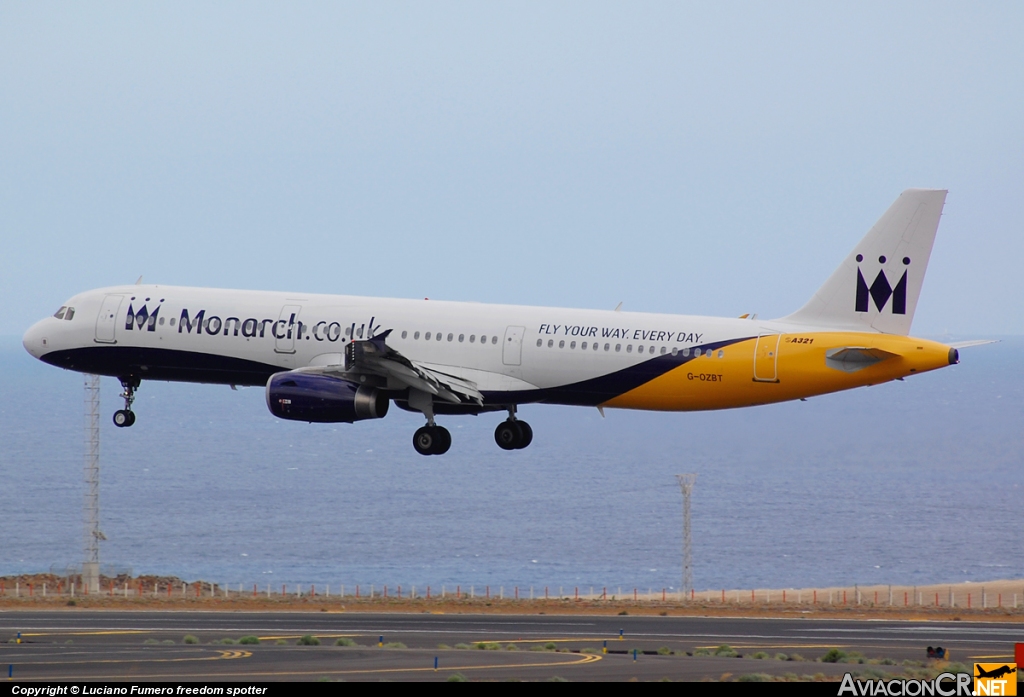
[782,189,947,335]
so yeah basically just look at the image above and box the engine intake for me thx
[266,372,389,423]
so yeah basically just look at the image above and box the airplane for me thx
[23,189,973,456]
[975,665,1016,680]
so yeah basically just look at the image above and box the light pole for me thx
[675,474,696,599]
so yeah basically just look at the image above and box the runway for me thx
[1,612,1020,681]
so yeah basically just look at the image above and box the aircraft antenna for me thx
[675,474,696,599]
[83,374,103,594]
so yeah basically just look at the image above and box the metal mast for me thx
[83,374,103,593]
[675,474,696,599]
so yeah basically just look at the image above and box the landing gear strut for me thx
[113,376,140,428]
[495,406,533,450]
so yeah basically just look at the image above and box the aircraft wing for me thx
[296,330,484,405]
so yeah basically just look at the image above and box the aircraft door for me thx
[753,333,781,382]
[502,325,525,366]
[274,305,302,354]
[94,294,123,344]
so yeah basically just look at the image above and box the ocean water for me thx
[1,335,1021,592]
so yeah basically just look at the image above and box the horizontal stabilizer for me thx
[947,339,999,349]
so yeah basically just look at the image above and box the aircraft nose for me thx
[22,319,50,359]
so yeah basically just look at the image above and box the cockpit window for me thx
[53,306,67,319]
[65,307,75,320]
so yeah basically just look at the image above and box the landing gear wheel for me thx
[414,425,451,456]
[113,409,134,428]
[494,420,523,450]
[434,426,451,455]
[514,420,532,449]
[413,426,436,455]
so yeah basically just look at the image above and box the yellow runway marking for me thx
[4,649,251,665]
[696,644,850,650]
[26,652,602,681]
[21,630,150,637]
[256,633,360,641]
[480,637,609,644]
[968,655,1014,660]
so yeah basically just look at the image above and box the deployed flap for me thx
[824,346,898,373]
[300,330,483,405]
[783,189,947,335]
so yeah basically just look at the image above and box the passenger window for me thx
[414,331,420,339]
[604,343,610,351]
[53,307,67,319]
[437,333,443,341]
[170,317,176,326]
[718,350,724,358]
[593,343,598,351]
[401,330,408,339]
[671,347,677,356]
[660,346,666,355]
[547,339,553,348]
[581,342,587,350]
[158,317,164,325]
[425,332,431,340]
[65,307,75,320]
[694,348,701,357]
[480,335,486,343]
[536,339,542,347]
[626,345,632,353]
[492,336,498,344]
[637,345,644,354]
[682,348,690,357]
[470,335,476,343]
[458,334,464,342]
[558,340,565,348]
[615,344,621,352]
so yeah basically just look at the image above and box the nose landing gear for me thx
[113,376,140,428]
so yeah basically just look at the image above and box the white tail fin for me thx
[782,189,947,335]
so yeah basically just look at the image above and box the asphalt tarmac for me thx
[1,612,1020,682]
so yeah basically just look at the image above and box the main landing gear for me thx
[113,376,140,428]
[494,408,533,451]
[406,393,533,456]
[413,424,451,456]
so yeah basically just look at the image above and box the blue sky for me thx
[2,2,1022,336]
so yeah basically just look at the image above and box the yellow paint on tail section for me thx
[602,333,953,411]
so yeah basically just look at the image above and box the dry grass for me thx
[2,574,1022,622]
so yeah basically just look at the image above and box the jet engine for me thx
[266,372,389,423]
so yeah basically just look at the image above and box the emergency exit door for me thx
[502,326,525,366]
[753,333,781,382]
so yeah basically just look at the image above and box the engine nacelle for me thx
[266,372,389,423]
